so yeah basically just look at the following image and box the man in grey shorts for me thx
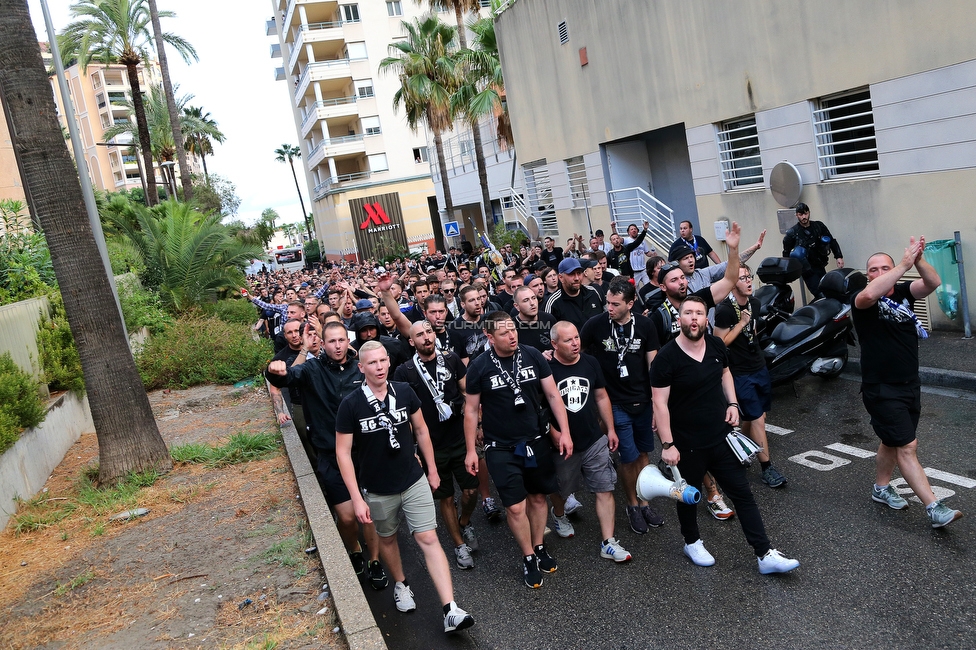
[547,321,632,562]
[335,342,474,634]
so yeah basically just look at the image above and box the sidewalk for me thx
[848,329,976,392]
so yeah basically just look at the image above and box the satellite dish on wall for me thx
[526,216,541,241]
[769,161,802,208]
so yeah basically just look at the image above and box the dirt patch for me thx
[0,384,346,649]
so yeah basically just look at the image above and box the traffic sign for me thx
[444,221,460,237]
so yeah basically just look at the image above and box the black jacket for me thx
[783,220,843,269]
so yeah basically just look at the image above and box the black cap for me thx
[669,245,695,262]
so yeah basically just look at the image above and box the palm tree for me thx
[380,15,460,228]
[146,0,194,202]
[182,105,224,182]
[0,0,170,482]
[103,200,264,312]
[61,0,197,206]
[460,15,511,145]
[274,144,312,243]
[425,1,492,231]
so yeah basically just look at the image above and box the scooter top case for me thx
[754,257,801,320]
[756,257,803,285]
[817,267,867,302]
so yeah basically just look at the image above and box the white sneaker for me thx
[443,601,475,633]
[707,494,735,520]
[394,581,416,612]
[454,543,474,570]
[600,537,633,563]
[550,507,575,538]
[564,493,583,515]
[683,539,715,567]
[757,549,800,574]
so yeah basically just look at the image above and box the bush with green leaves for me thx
[0,199,57,306]
[136,315,272,389]
[203,297,259,326]
[0,352,46,454]
[117,275,173,335]
[36,293,85,394]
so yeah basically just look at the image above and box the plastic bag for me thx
[923,240,958,320]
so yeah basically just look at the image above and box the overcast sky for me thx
[28,0,306,226]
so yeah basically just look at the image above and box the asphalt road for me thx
[360,374,975,649]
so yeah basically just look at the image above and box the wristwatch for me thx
[661,441,675,450]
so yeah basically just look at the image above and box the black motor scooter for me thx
[760,264,867,386]
[754,257,801,347]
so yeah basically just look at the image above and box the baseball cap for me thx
[669,245,696,262]
[558,258,596,274]
[354,299,373,311]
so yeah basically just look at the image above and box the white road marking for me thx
[891,478,956,504]
[788,451,851,471]
[765,424,793,436]
[924,468,976,489]
[824,443,876,459]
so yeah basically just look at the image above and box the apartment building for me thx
[0,101,26,209]
[495,0,976,329]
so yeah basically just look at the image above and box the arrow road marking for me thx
[924,468,976,489]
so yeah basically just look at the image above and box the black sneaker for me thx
[522,555,543,589]
[349,551,367,576]
[534,545,557,573]
[367,559,389,590]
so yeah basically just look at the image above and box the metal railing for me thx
[295,59,353,104]
[608,186,677,251]
[313,171,372,200]
[300,96,357,133]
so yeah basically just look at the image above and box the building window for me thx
[346,41,368,60]
[368,153,389,172]
[458,139,476,157]
[813,88,879,179]
[96,92,106,109]
[413,147,429,163]
[386,1,402,16]
[480,0,491,6]
[361,116,381,136]
[355,79,374,98]
[565,156,590,207]
[717,116,763,190]
[340,4,360,22]
[125,171,141,180]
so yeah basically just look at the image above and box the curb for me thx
[847,359,976,393]
[267,380,387,650]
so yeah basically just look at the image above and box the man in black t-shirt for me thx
[394,321,480,570]
[652,296,800,575]
[446,286,488,363]
[580,279,663,535]
[513,285,557,353]
[548,321,632,563]
[336,342,475,634]
[782,203,844,294]
[713,264,787,489]
[540,237,563,268]
[269,319,318,466]
[464,311,571,589]
[852,242,960,528]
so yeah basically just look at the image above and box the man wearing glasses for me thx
[441,280,461,319]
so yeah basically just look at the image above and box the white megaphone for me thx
[636,464,701,505]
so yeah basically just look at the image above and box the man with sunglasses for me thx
[441,280,461,319]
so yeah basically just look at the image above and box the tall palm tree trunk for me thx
[147,0,192,201]
[288,159,312,242]
[0,0,171,482]
[433,131,455,225]
[125,60,158,206]
[200,150,209,181]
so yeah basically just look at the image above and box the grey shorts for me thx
[365,475,438,538]
[553,435,617,499]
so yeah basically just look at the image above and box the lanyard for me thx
[489,347,526,407]
[611,315,636,371]
[729,299,755,345]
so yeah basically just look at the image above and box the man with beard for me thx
[714,265,787,488]
[394,321,480,569]
[783,203,844,294]
[547,321,632,563]
[378,275,464,359]
[580,279,662,534]
[670,230,766,293]
[441,279,462,319]
[611,221,656,287]
[464,312,571,589]
[581,251,610,300]
[446,285,489,362]
[543,258,604,332]
[513,285,557,354]
[606,221,650,279]
[266,322,389,590]
[336,343,475,634]
[669,220,720,270]
[652,296,800,574]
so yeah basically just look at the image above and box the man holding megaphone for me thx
[651,295,800,575]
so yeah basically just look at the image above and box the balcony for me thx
[266,18,277,36]
[275,67,285,82]
[270,43,281,59]
[294,59,352,104]
[306,133,366,170]
[300,96,358,137]
[313,171,372,200]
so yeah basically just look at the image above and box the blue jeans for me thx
[611,403,655,465]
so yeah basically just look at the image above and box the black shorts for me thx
[315,452,352,507]
[484,438,559,508]
[861,382,920,447]
[431,439,479,500]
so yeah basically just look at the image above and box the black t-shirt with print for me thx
[650,287,717,347]
[334,381,425,494]
[714,296,766,375]
[393,351,467,449]
[852,282,920,384]
[580,313,659,405]
[548,353,607,452]
[651,334,732,449]
[446,315,489,361]
[465,344,552,446]
[541,248,563,268]
[515,312,557,353]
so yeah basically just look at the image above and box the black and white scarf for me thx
[361,383,401,450]
[413,352,454,421]
[879,295,928,339]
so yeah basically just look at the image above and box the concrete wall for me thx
[495,0,976,329]
[0,296,48,382]
[0,391,94,531]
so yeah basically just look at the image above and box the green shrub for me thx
[118,282,173,335]
[37,293,85,393]
[204,297,259,326]
[136,315,272,389]
[304,238,320,263]
[0,200,57,306]
[0,352,46,454]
